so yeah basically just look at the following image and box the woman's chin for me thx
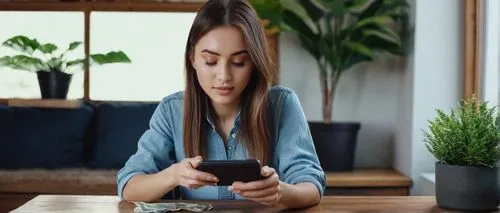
[208,94,238,106]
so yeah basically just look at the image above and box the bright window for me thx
[0,12,84,99]
[89,12,196,101]
[0,11,196,102]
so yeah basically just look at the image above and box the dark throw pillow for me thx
[90,102,158,169]
[0,104,93,169]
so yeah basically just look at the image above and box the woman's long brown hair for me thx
[183,0,275,164]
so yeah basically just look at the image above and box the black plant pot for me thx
[309,122,361,171]
[36,70,72,99]
[435,162,499,211]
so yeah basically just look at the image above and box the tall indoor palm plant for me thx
[282,0,409,122]
[280,0,410,170]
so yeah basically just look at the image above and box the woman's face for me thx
[191,26,253,107]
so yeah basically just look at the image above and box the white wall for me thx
[395,0,464,195]
[482,0,500,107]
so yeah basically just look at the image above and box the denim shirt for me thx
[117,86,326,200]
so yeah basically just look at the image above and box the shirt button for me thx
[228,146,233,150]
[231,133,236,138]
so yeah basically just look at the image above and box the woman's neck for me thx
[210,99,240,125]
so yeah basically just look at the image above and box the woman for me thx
[118,0,325,209]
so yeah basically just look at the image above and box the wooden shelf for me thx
[326,169,412,188]
[4,99,82,109]
[0,1,204,12]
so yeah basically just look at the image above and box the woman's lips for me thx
[213,86,234,95]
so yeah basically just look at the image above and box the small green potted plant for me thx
[423,95,500,211]
[279,0,410,171]
[0,35,131,99]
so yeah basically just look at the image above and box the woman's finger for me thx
[185,169,219,182]
[232,173,278,191]
[235,184,279,198]
[181,177,217,189]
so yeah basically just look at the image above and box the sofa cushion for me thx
[0,104,93,169]
[90,102,158,169]
[0,105,14,168]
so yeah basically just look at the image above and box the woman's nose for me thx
[216,64,232,82]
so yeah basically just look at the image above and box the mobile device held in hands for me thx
[197,159,263,186]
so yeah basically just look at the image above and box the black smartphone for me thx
[197,159,263,186]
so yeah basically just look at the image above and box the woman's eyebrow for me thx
[201,49,248,56]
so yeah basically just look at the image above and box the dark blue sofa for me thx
[0,102,159,196]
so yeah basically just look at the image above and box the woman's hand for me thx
[229,166,281,206]
[164,156,219,189]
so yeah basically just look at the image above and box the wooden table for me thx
[6,195,496,213]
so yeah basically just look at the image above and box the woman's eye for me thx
[232,62,245,67]
[205,61,217,66]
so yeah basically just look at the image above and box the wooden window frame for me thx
[464,0,484,99]
[0,1,280,106]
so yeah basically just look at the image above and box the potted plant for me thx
[0,35,131,99]
[279,0,410,171]
[423,95,500,211]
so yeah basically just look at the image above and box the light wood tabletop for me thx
[7,194,493,213]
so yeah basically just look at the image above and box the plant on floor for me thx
[423,94,500,168]
[0,35,131,74]
[273,0,411,172]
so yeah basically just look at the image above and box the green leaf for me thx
[90,51,131,65]
[2,35,41,55]
[297,0,325,22]
[358,0,384,19]
[47,57,63,70]
[0,56,9,66]
[355,16,394,30]
[379,0,410,15]
[0,55,47,72]
[65,59,85,72]
[39,43,58,54]
[362,28,401,46]
[282,9,318,40]
[340,53,371,70]
[298,34,320,59]
[423,95,500,167]
[317,39,331,61]
[346,0,371,13]
[326,0,348,17]
[66,59,84,67]
[68,42,82,51]
[341,40,374,59]
[362,35,400,55]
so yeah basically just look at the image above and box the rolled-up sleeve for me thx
[275,90,326,197]
[117,98,176,200]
